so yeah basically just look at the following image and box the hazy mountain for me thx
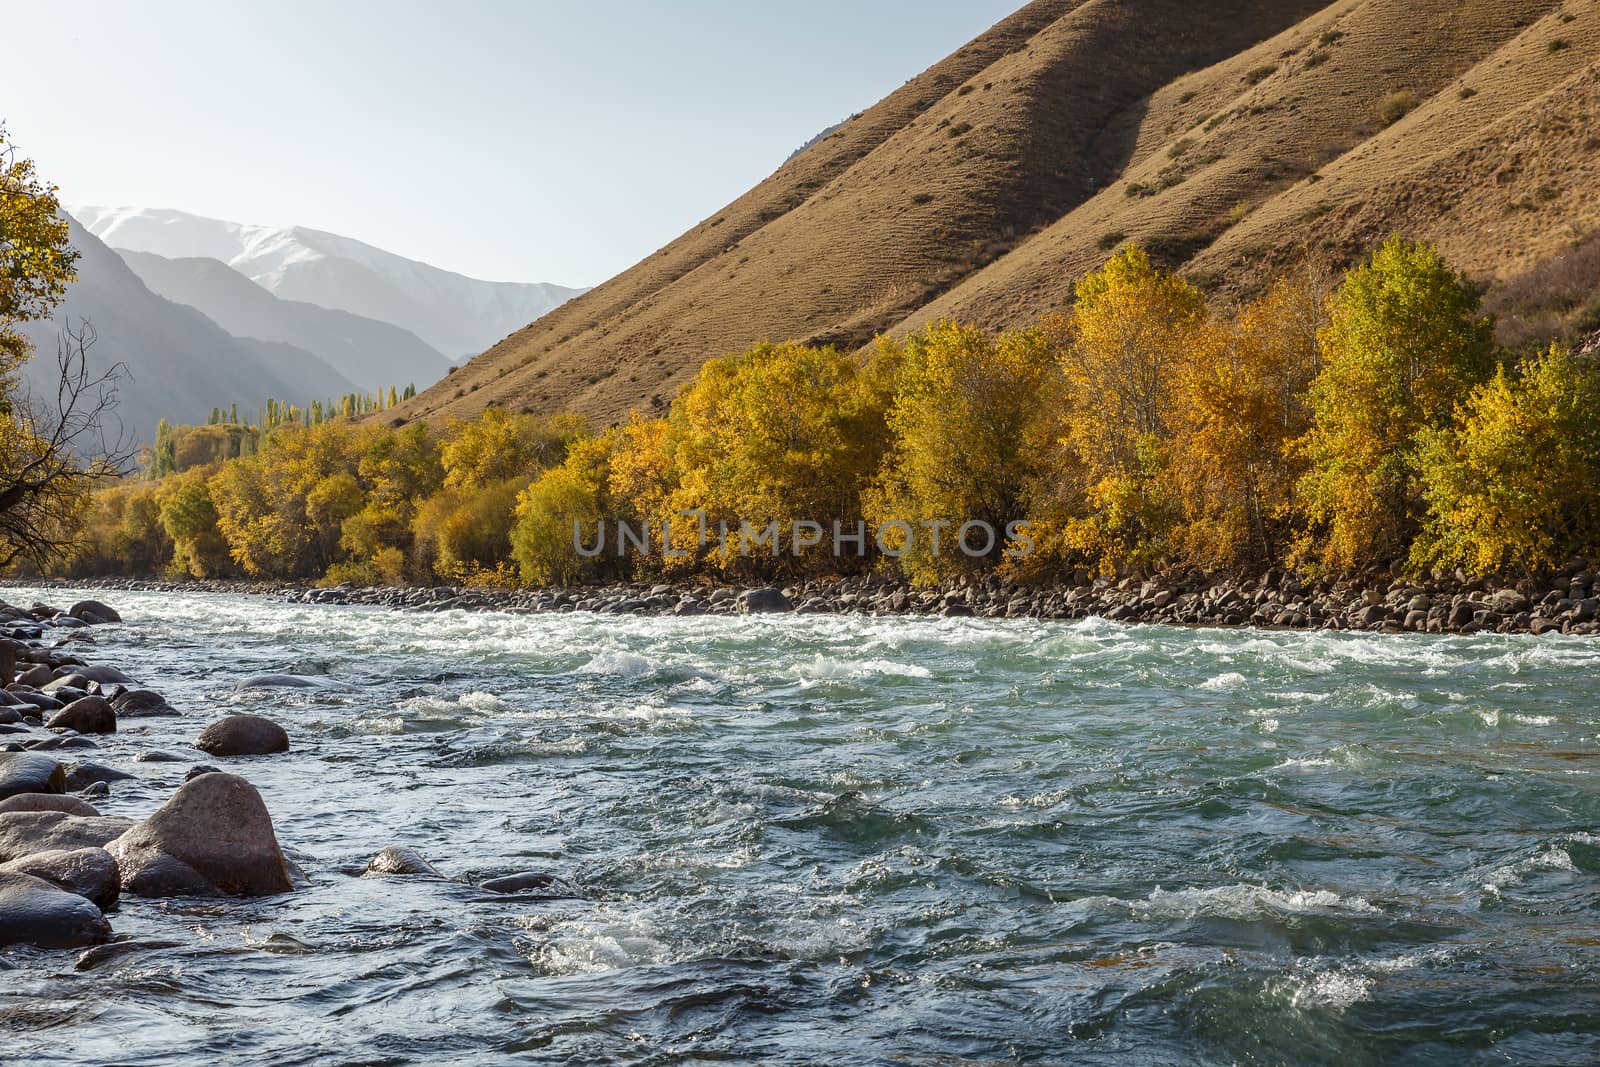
[19,216,357,443]
[73,206,586,359]
[117,250,452,392]
[391,0,1600,426]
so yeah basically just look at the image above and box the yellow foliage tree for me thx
[1295,237,1495,569]
[1414,345,1600,576]
[868,321,1055,583]
[1046,245,1207,571]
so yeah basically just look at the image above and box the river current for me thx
[0,586,1596,1065]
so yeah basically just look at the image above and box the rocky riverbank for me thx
[0,596,568,955]
[16,560,1600,635]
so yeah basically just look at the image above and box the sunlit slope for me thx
[400,0,1599,427]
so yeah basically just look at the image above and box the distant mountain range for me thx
[73,206,586,360]
[116,250,451,392]
[18,206,586,443]
[20,217,359,443]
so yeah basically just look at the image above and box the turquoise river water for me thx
[0,587,1596,1065]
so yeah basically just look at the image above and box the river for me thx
[1,586,1597,1065]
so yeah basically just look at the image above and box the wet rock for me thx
[77,782,110,799]
[363,846,441,877]
[63,763,135,791]
[0,794,100,817]
[193,714,289,757]
[15,664,53,688]
[133,750,187,763]
[68,601,122,625]
[0,871,111,948]
[0,812,135,862]
[236,674,338,690]
[1,847,120,909]
[0,752,65,800]
[1489,589,1531,616]
[111,689,177,717]
[42,674,90,694]
[108,772,293,897]
[735,588,792,614]
[479,870,568,894]
[185,765,221,781]
[48,696,116,735]
[75,665,133,685]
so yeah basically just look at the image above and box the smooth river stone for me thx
[193,714,290,757]
[48,696,117,735]
[0,871,111,949]
[0,793,101,817]
[1,847,120,909]
[108,773,293,897]
[0,752,65,799]
[363,846,441,877]
[0,812,135,862]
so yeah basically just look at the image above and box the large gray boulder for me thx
[112,689,178,717]
[0,871,111,948]
[108,773,293,897]
[736,587,793,614]
[48,696,117,735]
[0,811,135,862]
[193,715,289,757]
[0,752,65,800]
[68,600,122,625]
[76,664,133,685]
[1,847,119,909]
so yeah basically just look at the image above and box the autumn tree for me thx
[1413,344,1600,576]
[1043,245,1207,571]
[668,340,889,571]
[1167,272,1327,567]
[867,321,1055,583]
[1295,237,1495,569]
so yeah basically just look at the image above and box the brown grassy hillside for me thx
[399,0,1600,427]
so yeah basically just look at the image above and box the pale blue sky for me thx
[5,1,1023,286]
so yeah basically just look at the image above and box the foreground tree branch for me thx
[0,321,133,570]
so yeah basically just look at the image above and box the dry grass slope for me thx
[397,0,1600,428]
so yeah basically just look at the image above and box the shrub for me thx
[1379,90,1420,126]
[1243,64,1278,86]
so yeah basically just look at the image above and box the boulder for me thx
[48,696,116,735]
[68,601,122,625]
[1,847,120,909]
[479,870,570,894]
[0,811,134,862]
[15,665,54,688]
[76,665,133,685]
[107,773,293,897]
[735,588,792,614]
[0,871,111,948]
[236,674,334,690]
[112,689,177,717]
[0,752,64,799]
[1489,589,1531,616]
[42,674,90,694]
[193,714,289,757]
[362,846,441,877]
[0,793,100,817]
[63,762,135,791]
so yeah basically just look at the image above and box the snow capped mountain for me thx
[117,250,453,393]
[72,206,586,359]
[21,216,358,441]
